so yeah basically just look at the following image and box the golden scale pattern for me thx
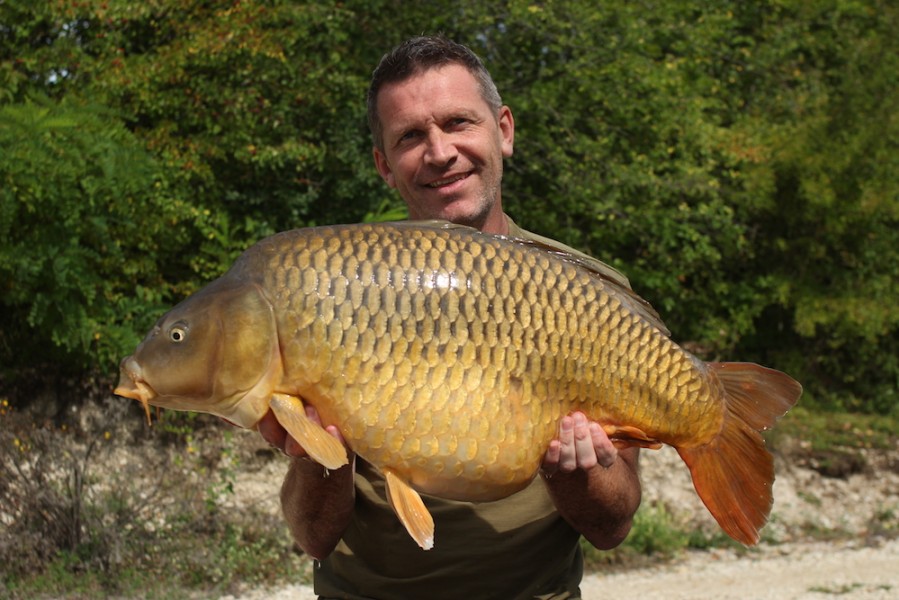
[256,223,719,496]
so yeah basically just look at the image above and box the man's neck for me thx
[478,204,509,236]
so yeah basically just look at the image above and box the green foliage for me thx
[0,98,200,375]
[725,0,899,413]
[66,0,386,232]
[0,0,896,414]
[772,406,899,452]
[620,503,691,558]
[580,501,742,569]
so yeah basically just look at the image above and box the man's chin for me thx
[428,201,492,228]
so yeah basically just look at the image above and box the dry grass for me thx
[0,397,311,599]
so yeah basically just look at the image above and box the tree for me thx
[0,98,198,376]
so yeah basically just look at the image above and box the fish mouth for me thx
[114,356,157,425]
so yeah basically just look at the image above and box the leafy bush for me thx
[0,98,202,378]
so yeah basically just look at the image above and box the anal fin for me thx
[384,468,435,550]
[269,393,348,470]
[602,424,663,450]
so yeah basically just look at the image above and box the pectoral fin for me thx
[269,394,348,470]
[602,424,663,450]
[384,468,435,550]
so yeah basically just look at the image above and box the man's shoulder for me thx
[504,216,631,290]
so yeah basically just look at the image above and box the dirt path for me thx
[581,539,898,599]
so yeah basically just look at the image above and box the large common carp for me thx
[115,221,801,549]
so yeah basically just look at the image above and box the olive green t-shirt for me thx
[312,217,629,600]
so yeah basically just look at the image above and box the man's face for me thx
[373,64,514,231]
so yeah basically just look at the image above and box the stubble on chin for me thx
[410,169,503,230]
[436,197,494,231]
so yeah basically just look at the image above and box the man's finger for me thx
[304,404,321,424]
[284,434,307,458]
[589,422,618,468]
[257,410,287,449]
[571,413,598,471]
[557,415,577,472]
[542,439,562,477]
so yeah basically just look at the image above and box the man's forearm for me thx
[544,447,641,550]
[280,456,356,560]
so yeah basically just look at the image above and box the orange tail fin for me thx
[676,362,802,545]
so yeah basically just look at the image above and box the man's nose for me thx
[424,130,457,165]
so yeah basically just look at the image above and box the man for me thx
[258,36,642,599]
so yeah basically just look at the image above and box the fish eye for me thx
[169,326,187,343]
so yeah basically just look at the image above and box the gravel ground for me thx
[581,538,898,600]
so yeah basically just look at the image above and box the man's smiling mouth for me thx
[426,173,469,188]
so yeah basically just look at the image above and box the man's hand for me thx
[539,411,640,549]
[541,411,618,476]
[256,404,348,458]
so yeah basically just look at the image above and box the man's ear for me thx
[373,147,396,188]
[498,105,515,158]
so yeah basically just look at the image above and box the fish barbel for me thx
[114,221,801,549]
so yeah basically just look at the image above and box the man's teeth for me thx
[427,174,466,188]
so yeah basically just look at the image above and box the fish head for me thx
[114,277,282,429]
